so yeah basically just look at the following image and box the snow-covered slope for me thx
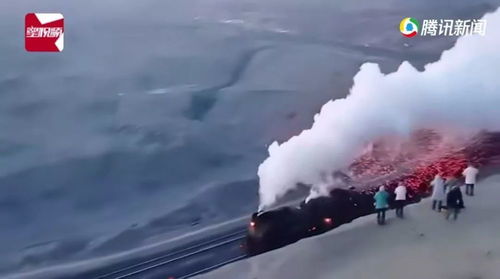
[197,174,500,279]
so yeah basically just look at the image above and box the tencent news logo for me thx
[399,17,487,37]
[25,13,64,52]
[400,17,419,38]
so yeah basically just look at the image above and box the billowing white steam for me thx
[258,10,500,210]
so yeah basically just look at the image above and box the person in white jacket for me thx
[430,174,446,212]
[462,165,479,196]
[394,182,407,218]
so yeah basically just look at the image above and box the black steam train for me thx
[246,187,422,254]
[245,132,500,254]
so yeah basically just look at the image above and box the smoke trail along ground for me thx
[257,10,500,210]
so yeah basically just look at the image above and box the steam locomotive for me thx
[246,187,422,254]
[245,132,500,254]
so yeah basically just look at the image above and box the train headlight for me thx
[250,221,256,228]
[323,217,333,225]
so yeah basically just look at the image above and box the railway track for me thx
[93,228,248,279]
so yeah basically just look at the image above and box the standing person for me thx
[394,182,407,218]
[374,186,389,225]
[430,174,446,212]
[462,164,479,196]
[446,186,465,220]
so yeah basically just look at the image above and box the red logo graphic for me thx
[25,13,64,52]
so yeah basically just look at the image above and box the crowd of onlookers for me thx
[373,164,479,225]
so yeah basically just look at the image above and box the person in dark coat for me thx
[446,186,465,220]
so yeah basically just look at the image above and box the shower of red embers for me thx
[348,131,500,197]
